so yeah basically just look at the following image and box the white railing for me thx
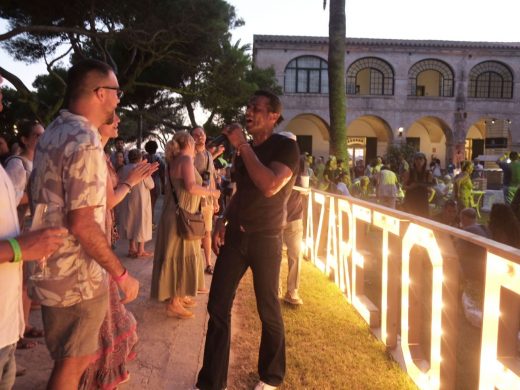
[299,187,520,390]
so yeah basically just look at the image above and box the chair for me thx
[471,190,485,218]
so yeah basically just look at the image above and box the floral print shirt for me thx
[31,110,108,307]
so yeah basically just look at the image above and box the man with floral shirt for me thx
[31,59,139,389]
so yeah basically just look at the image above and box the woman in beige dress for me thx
[151,131,220,319]
[118,149,155,257]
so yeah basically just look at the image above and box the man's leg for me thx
[202,231,212,268]
[282,220,303,304]
[197,229,249,390]
[202,205,214,270]
[0,343,16,390]
[249,234,285,386]
[42,293,108,390]
[47,356,92,390]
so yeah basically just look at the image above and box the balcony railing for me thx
[300,187,520,390]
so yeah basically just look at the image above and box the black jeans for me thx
[196,227,286,390]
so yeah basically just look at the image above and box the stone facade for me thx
[253,35,520,166]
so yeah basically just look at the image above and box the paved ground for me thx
[14,198,214,390]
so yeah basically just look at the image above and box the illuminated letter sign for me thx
[373,211,401,347]
[311,192,326,272]
[326,196,339,286]
[337,198,353,301]
[479,252,520,390]
[351,204,378,326]
[401,223,444,390]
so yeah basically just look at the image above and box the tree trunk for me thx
[328,0,348,163]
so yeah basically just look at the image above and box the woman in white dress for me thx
[119,149,155,257]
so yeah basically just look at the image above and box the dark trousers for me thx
[196,227,286,390]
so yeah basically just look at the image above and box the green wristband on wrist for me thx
[7,238,22,263]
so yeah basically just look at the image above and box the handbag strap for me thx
[167,165,181,208]
[167,163,202,212]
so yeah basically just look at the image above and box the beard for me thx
[104,110,116,125]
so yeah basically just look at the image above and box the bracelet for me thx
[216,216,228,226]
[121,182,132,192]
[7,238,23,263]
[113,268,128,283]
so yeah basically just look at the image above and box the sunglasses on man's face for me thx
[93,86,124,99]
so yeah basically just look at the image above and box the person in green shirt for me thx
[508,152,520,204]
[454,161,474,210]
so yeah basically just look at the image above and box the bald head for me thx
[460,207,477,228]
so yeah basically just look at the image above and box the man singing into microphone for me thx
[196,91,299,390]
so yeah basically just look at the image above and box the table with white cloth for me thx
[480,189,505,213]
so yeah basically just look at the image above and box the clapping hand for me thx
[127,161,160,186]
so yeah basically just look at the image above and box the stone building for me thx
[253,35,520,167]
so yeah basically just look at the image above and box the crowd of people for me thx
[304,149,520,328]
[0,59,303,390]
[303,149,520,221]
[2,57,520,390]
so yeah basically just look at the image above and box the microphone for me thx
[207,134,227,148]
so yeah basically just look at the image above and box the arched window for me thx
[284,56,328,94]
[346,57,394,95]
[408,59,454,97]
[468,61,513,99]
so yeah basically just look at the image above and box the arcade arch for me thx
[405,117,453,166]
[465,118,512,161]
[283,114,330,157]
[346,116,393,165]
[283,114,394,163]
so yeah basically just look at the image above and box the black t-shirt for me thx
[230,133,300,233]
[286,189,303,222]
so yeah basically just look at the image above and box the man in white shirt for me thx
[0,73,66,389]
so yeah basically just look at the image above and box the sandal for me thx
[24,327,44,338]
[204,265,214,275]
[17,338,38,350]
[127,251,138,258]
[182,297,197,308]
[136,251,153,258]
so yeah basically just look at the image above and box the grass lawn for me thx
[228,256,418,390]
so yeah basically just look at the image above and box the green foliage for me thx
[0,0,279,139]
[0,87,37,137]
[385,143,417,172]
[32,68,67,123]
